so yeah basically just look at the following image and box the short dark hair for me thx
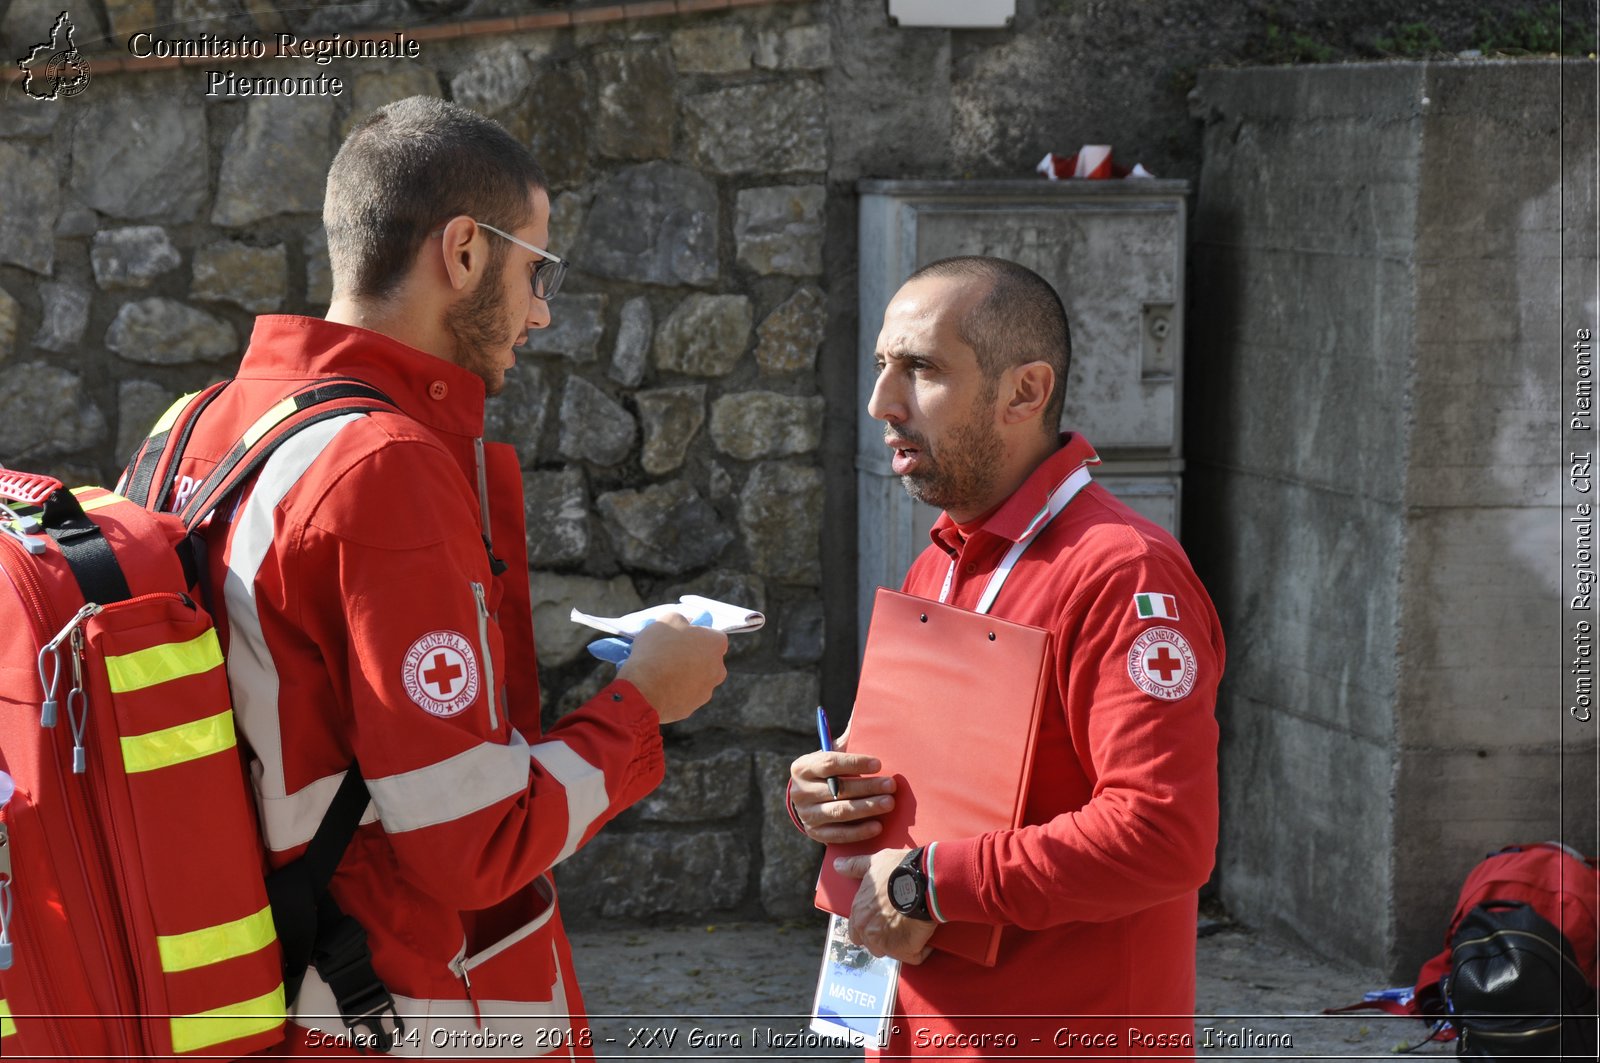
[907,256,1072,433]
[324,95,547,301]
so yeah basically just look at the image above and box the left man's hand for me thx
[832,849,936,965]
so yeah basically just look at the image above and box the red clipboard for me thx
[814,587,1051,966]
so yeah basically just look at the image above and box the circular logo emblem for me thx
[402,631,480,718]
[1127,627,1197,701]
[47,51,91,98]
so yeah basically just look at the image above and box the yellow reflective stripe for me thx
[241,397,297,448]
[151,390,201,435]
[169,984,285,1054]
[157,904,276,973]
[0,998,15,1038]
[76,491,129,513]
[121,711,236,775]
[104,628,224,693]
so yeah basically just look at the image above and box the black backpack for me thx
[1445,899,1598,1058]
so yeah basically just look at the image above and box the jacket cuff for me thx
[784,777,806,834]
[600,679,665,792]
[923,841,948,923]
[921,836,985,924]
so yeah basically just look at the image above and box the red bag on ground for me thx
[1326,842,1599,1052]
[1411,843,1599,1015]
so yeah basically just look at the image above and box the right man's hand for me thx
[617,613,729,724]
[789,748,897,844]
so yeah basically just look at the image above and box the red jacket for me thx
[882,434,1223,1058]
[169,316,661,1057]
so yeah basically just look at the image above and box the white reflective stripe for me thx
[259,770,379,855]
[291,952,573,1059]
[223,412,366,850]
[947,464,1095,615]
[529,740,609,864]
[366,731,532,835]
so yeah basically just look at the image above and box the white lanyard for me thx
[938,464,1094,615]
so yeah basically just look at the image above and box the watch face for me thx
[890,870,918,909]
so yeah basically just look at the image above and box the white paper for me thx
[569,595,765,639]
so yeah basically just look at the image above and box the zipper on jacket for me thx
[473,438,507,575]
[473,438,491,547]
[449,953,486,1027]
[472,582,499,732]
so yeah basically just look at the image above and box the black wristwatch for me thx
[888,846,933,921]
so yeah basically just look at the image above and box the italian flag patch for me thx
[1134,593,1178,621]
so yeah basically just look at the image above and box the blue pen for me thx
[815,705,840,800]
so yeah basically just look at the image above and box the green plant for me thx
[1375,20,1445,56]
[1261,23,1339,64]
[1475,3,1590,56]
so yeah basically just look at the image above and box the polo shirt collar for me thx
[930,433,1101,553]
[236,315,488,439]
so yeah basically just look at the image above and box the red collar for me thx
[931,433,1101,552]
[236,315,488,439]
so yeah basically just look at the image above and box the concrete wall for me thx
[811,0,1589,707]
[1187,60,1597,976]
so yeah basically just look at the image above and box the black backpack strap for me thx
[269,765,370,999]
[119,382,230,511]
[267,764,403,1052]
[41,488,134,605]
[176,380,395,532]
[312,895,404,1052]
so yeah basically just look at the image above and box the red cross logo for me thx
[1146,647,1182,682]
[401,631,480,718]
[423,652,464,697]
[1126,627,1196,702]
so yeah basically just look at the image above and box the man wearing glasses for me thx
[154,96,729,1057]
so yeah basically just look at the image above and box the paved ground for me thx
[569,919,1452,1061]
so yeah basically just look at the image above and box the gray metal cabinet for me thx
[857,179,1189,646]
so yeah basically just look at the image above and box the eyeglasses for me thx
[473,220,569,301]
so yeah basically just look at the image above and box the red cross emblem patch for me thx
[402,631,481,718]
[1127,626,1197,701]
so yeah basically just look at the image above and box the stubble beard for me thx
[446,259,512,397]
[897,388,1005,515]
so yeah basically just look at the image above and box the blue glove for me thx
[586,635,634,664]
[586,611,714,664]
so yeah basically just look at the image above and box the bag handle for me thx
[0,469,64,508]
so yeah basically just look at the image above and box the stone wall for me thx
[1,0,1592,937]
[1186,60,1597,976]
[0,0,836,925]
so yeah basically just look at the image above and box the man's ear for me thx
[436,215,482,292]
[1001,361,1055,426]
